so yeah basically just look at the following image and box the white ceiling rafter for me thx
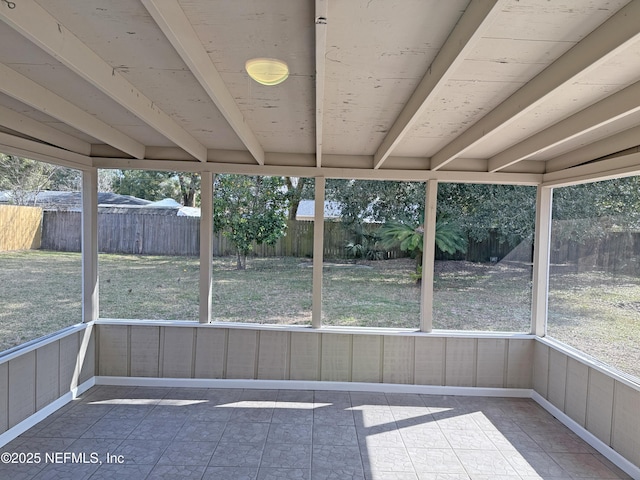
[141,0,265,165]
[0,0,207,161]
[0,62,145,159]
[429,0,640,171]
[488,80,640,172]
[543,151,640,187]
[0,131,92,170]
[373,0,504,170]
[546,124,640,173]
[315,0,328,168]
[0,104,91,155]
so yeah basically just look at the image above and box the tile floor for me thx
[0,386,632,480]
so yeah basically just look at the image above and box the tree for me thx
[213,174,290,269]
[437,183,537,246]
[0,154,58,205]
[177,173,200,207]
[112,170,200,206]
[325,179,425,225]
[284,177,311,220]
[112,170,174,201]
[551,177,640,243]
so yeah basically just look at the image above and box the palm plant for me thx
[379,218,467,274]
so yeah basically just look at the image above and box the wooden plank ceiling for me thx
[0,0,640,184]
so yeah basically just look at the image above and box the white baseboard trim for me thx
[0,377,95,449]
[531,391,640,480]
[94,376,532,397]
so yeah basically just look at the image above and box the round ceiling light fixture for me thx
[245,58,289,86]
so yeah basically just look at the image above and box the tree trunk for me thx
[236,250,246,270]
[286,177,307,220]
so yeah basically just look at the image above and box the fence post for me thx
[82,168,99,323]
[199,171,214,324]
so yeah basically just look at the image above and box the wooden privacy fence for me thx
[42,211,199,255]
[550,231,640,275]
[0,205,42,251]
[31,210,640,272]
[39,211,403,258]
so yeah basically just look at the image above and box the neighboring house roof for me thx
[296,200,342,221]
[0,190,151,210]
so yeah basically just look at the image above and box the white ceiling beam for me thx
[373,0,503,170]
[545,124,640,173]
[0,104,91,155]
[0,0,207,162]
[430,0,640,171]
[0,63,145,159]
[93,155,541,185]
[141,0,264,165]
[488,80,640,172]
[0,131,92,171]
[543,151,640,188]
[315,0,328,168]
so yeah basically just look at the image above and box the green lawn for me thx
[1,250,638,379]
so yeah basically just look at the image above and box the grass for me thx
[548,269,640,379]
[0,250,638,379]
[433,261,533,332]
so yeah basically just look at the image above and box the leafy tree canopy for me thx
[325,179,425,225]
[213,174,289,269]
[112,170,200,206]
[551,177,640,242]
[437,183,537,245]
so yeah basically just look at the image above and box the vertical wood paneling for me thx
[533,341,549,398]
[547,349,568,411]
[98,325,129,376]
[8,351,36,428]
[257,331,290,380]
[162,327,194,378]
[130,326,160,377]
[506,339,533,388]
[290,332,320,381]
[565,358,589,427]
[586,368,614,445]
[0,205,42,251]
[0,362,8,434]
[194,328,226,379]
[79,328,95,384]
[321,334,351,382]
[476,339,506,388]
[612,382,640,468]
[445,338,476,387]
[59,333,79,392]
[226,329,258,379]
[352,335,382,383]
[414,337,445,385]
[36,341,60,410]
[383,336,415,384]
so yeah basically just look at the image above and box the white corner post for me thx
[81,168,99,323]
[420,179,438,332]
[312,176,326,329]
[199,171,214,324]
[531,185,553,336]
